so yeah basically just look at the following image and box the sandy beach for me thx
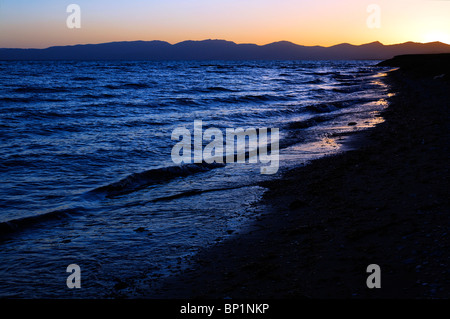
[146,54,450,299]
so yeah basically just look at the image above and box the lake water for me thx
[0,60,390,297]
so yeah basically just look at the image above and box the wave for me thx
[287,115,333,129]
[104,84,119,90]
[0,207,82,237]
[80,93,117,99]
[305,102,343,113]
[146,185,251,203]
[22,110,86,119]
[72,76,96,81]
[212,93,294,104]
[305,95,380,114]
[179,86,238,95]
[332,85,364,94]
[0,97,36,103]
[304,71,338,76]
[170,97,201,106]
[333,73,356,81]
[122,119,167,127]
[123,83,150,89]
[13,86,69,93]
[0,96,67,103]
[90,162,226,198]
[303,79,325,84]
[103,82,150,90]
[205,86,235,92]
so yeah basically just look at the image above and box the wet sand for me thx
[147,55,450,299]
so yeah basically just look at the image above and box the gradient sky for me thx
[0,0,449,48]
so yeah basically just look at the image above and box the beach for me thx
[147,55,450,299]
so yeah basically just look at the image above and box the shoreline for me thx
[145,55,449,299]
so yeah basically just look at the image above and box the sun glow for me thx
[423,31,450,45]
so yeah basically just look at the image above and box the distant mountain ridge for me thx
[1,39,450,60]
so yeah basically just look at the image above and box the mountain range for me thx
[1,39,450,61]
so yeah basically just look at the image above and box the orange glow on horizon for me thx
[0,0,449,49]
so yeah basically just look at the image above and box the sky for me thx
[0,0,449,48]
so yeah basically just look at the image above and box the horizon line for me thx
[2,39,450,50]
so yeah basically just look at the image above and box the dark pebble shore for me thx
[146,54,450,299]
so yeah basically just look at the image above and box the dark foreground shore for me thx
[147,55,449,299]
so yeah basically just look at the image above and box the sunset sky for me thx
[0,0,449,48]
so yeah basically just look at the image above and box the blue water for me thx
[0,60,390,298]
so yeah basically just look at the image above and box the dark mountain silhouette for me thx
[1,39,450,60]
